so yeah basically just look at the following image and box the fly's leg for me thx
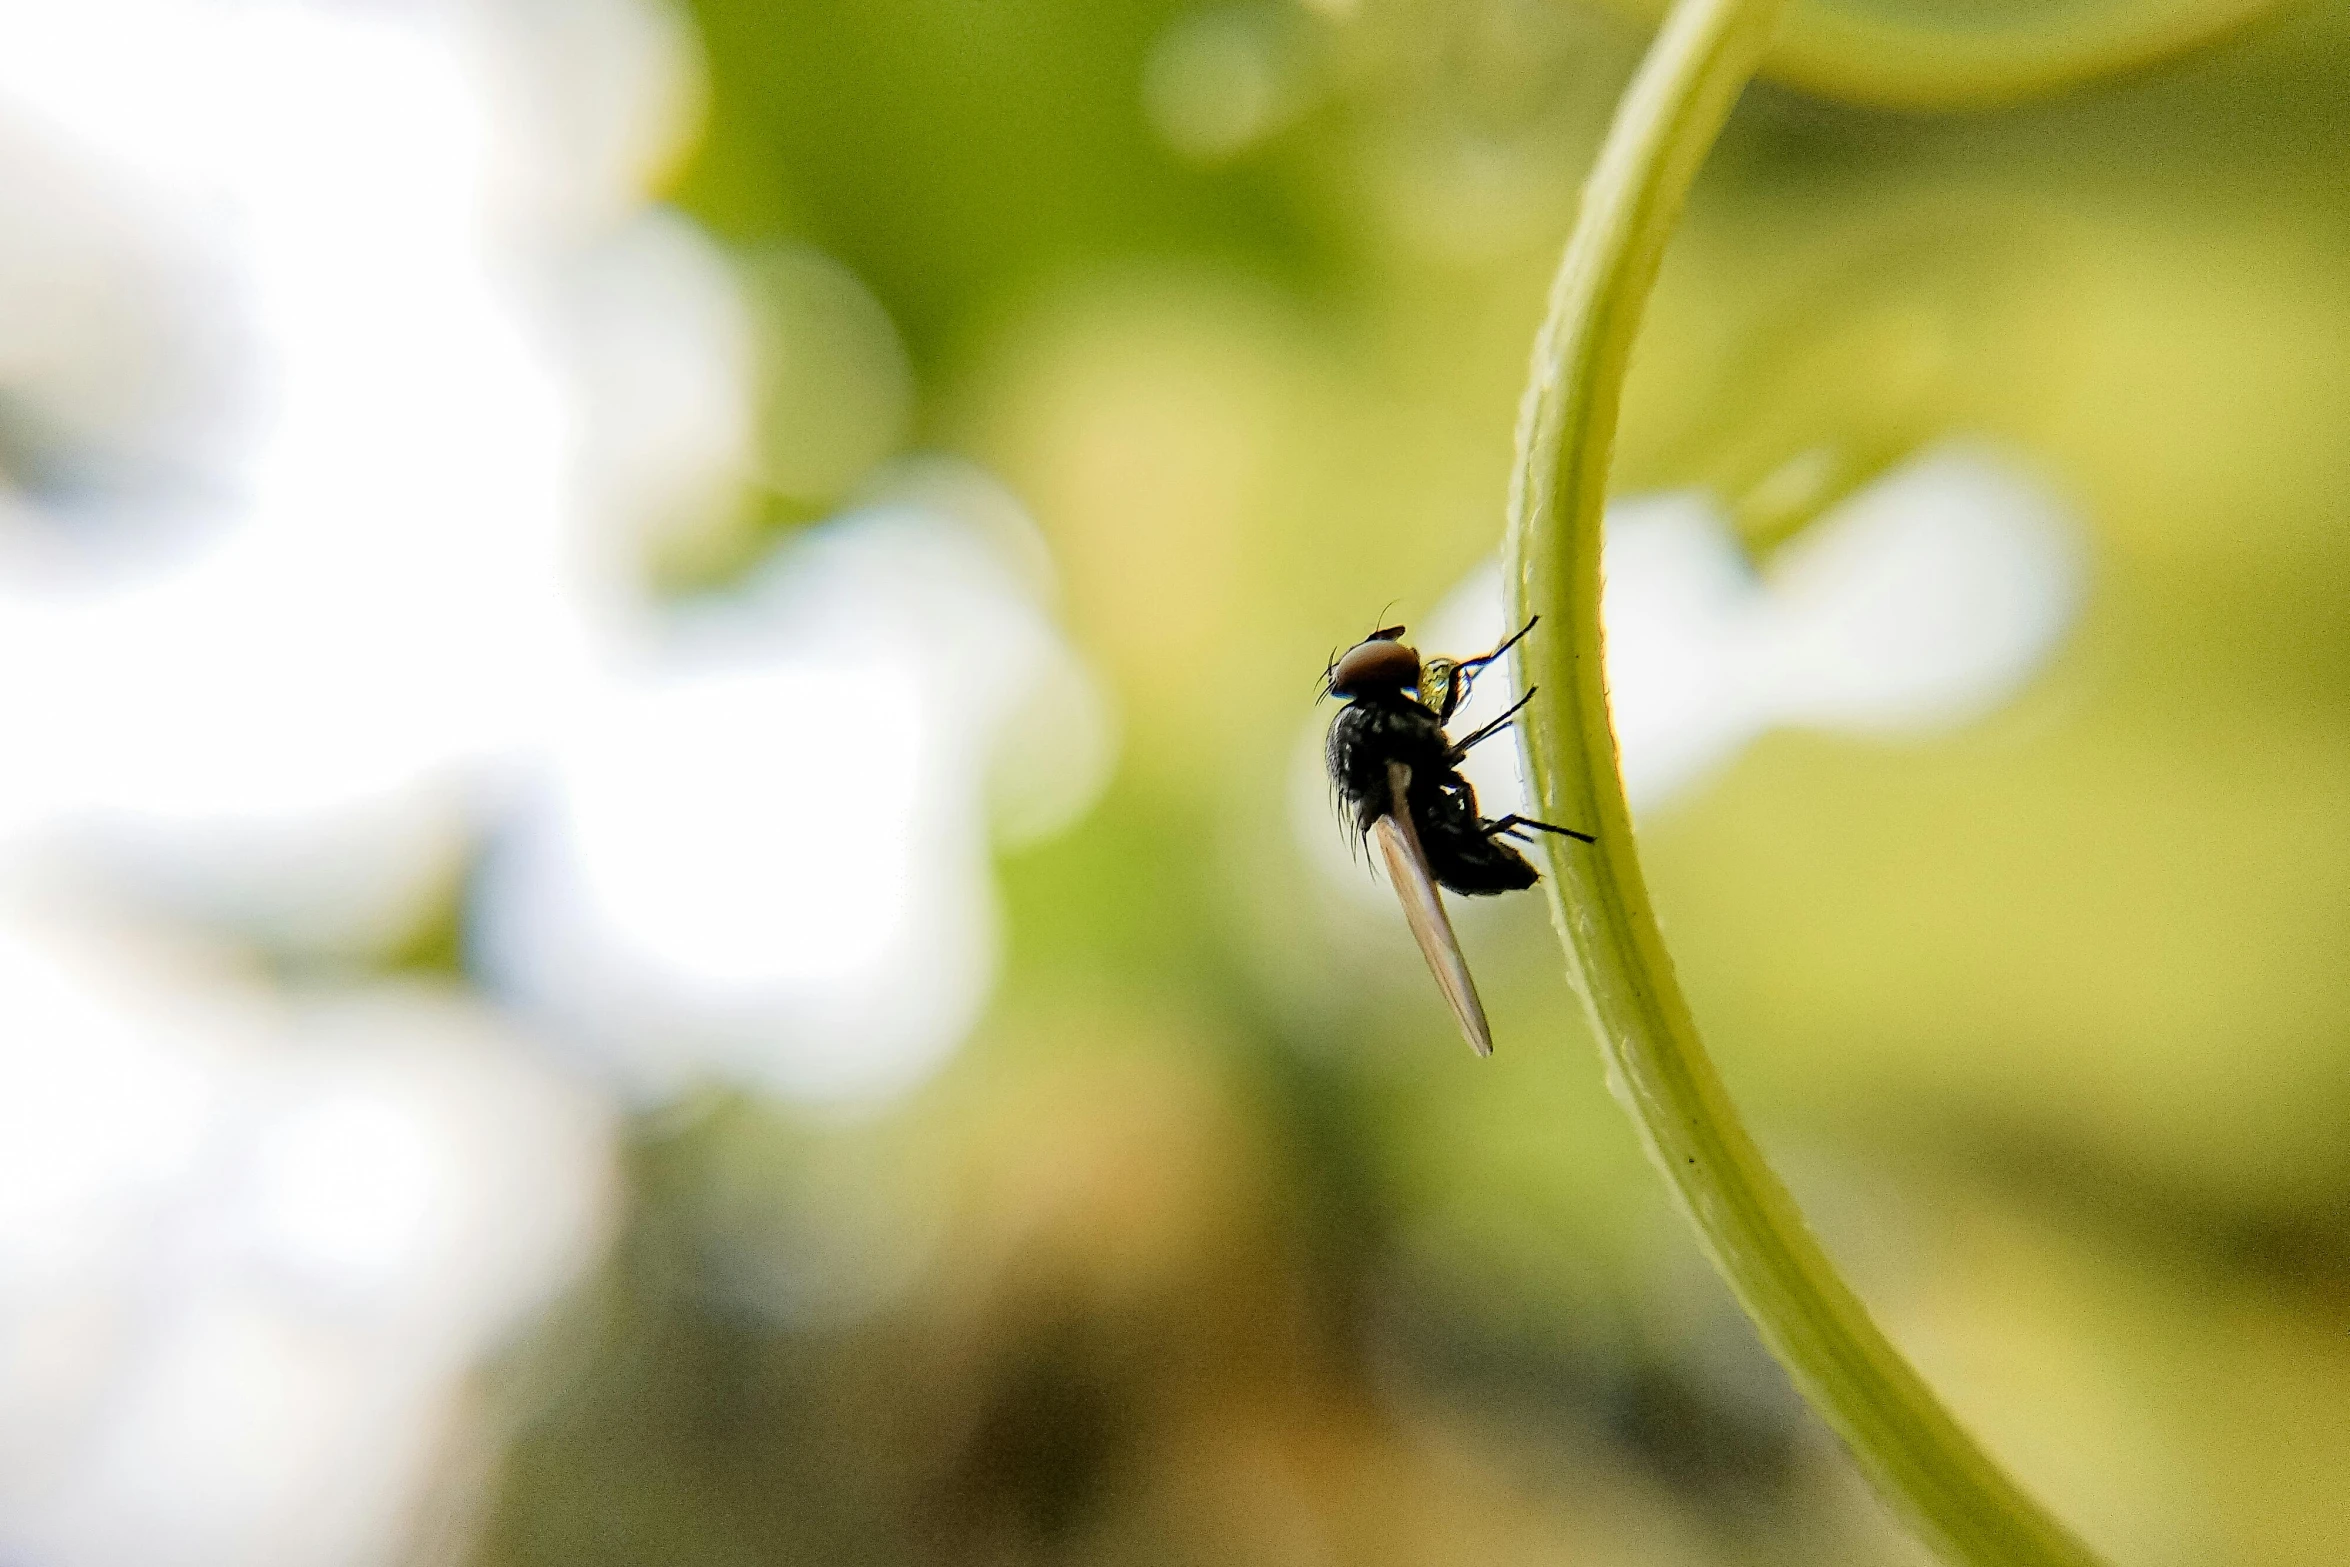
[1458,616,1537,674]
[1485,813,1595,845]
[1447,688,1535,758]
[1434,616,1539,719]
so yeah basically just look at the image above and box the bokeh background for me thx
[0,0,2344,1563]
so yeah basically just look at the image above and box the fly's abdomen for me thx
[1411,775,1539,894]
[1422,834,1539,894]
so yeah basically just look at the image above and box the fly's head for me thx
[1327,626,1420,704]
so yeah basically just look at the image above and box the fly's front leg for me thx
[1459,616,1537,674]
[1433,616,1539,720]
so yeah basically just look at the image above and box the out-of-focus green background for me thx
[2,2,2343,1565]
[468,3,2350,1564]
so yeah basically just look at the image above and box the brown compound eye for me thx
[1329,635,1421,697]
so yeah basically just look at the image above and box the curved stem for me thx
[1595,0,2293,110]
[1501,0,2112,1562]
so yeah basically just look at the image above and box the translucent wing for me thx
[1370,760,1493,1056]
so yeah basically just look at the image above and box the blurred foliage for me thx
[672,0,1329,367]
[476,1,2350,1564]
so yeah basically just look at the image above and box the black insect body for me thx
[1323,618,1592,1054]
[1411,775,1543,893]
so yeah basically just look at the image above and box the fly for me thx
[1323,616,1593,1056]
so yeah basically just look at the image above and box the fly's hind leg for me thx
[1485,813,1595,845]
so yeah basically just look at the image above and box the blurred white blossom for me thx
[0,0,725,953]
[0,0,1122,1563]
[472,470,1115,1107]
[0,898,613,1567]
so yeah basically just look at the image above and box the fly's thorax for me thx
[1326,695,1450,822]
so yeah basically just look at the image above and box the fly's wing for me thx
[1370,760,1494,1056]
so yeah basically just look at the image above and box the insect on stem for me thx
[1323,618,1592,1054]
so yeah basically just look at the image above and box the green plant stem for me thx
[1501,0,2112,1562]
[1595,0,2293,109]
